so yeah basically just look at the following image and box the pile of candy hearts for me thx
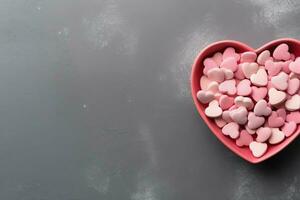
[197,43,300,158]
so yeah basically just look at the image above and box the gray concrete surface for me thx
[1,0,300,199]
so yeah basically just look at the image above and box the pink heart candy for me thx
[282,60,292,74]
[245,125,256,135]
[290,53,296,61]
[223,47,240,61]
[265,60,282,76]
[215,117,227,128]
[230,106,248,125]
[273,43,291,61]
[268,111,285,128]
[236,130,253,147]
[200,76,213,90]
[286,111,300,124]
[203,58,218,75]
[212,52,223,66]
[235,64,246,80]
[289,58,300,74]
[219,79,236,95]
[271,72,288,91]
[240,52,257,63]
[222,110,233,123]
[287,78,300,95]
[220,57,238,72]
[222,122,239,139]
[197,90,214,104]
[281,121,297,137]
[241,62,259,78]
[253,99,271,116]
[237,79,252,96]
[247,112,265,130]
[276,108,286,121]
[256,127,272,142]
[219,95,234,110]
[207,68,225,83]
[251,86,267,102]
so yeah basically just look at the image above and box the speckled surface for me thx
[1,0,300,199]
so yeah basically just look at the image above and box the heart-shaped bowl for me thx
[191,38,300,164]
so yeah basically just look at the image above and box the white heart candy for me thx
[241,62,258,78]
[285,94,300,111]
[268,88,287,106]
[271,72,288,91]
[249,141,268,158]
[250,68,268,86]
[269,128,285,144]
[205,100,222,118]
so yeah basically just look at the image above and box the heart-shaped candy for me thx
[197,90,214,104]
[282,122,297,137]
[219,79,236,95]
[207,68,225,83]
[251,86,267,102]
[250,68,268,87]
[247,112,265,130]
[289,58,300,74]
[205,100,222,118]
[268,88,287,106]
[268,111,285,128]
[222,122,239,139]
[287,78,300,95]
[191,39,300,163]
[203,58,218,75]
[271,72,288,91]
[220,57,238,72]
[241,62,258,79]
[230,106,248,125]
[249,142,268,158]
[269,128,285,144]
[219,95,234,110]
[240,52,257,63]
[273,43,291,61]
[257,50,271,65]
[215,117,227,128]
[236,130,253,147]
[256,127,272,143]
[253,99,271,116]
[265,60,282,76]
[234,96,254,110]
[286,111,300,124]
[223,47,240,61]
[237,79,252,96]
[285,94,300,111]
[276,108,286,121]
[212,52,223,66]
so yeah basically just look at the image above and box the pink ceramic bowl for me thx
[191,38,300,164]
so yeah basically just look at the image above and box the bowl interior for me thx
[191,38,300,163]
